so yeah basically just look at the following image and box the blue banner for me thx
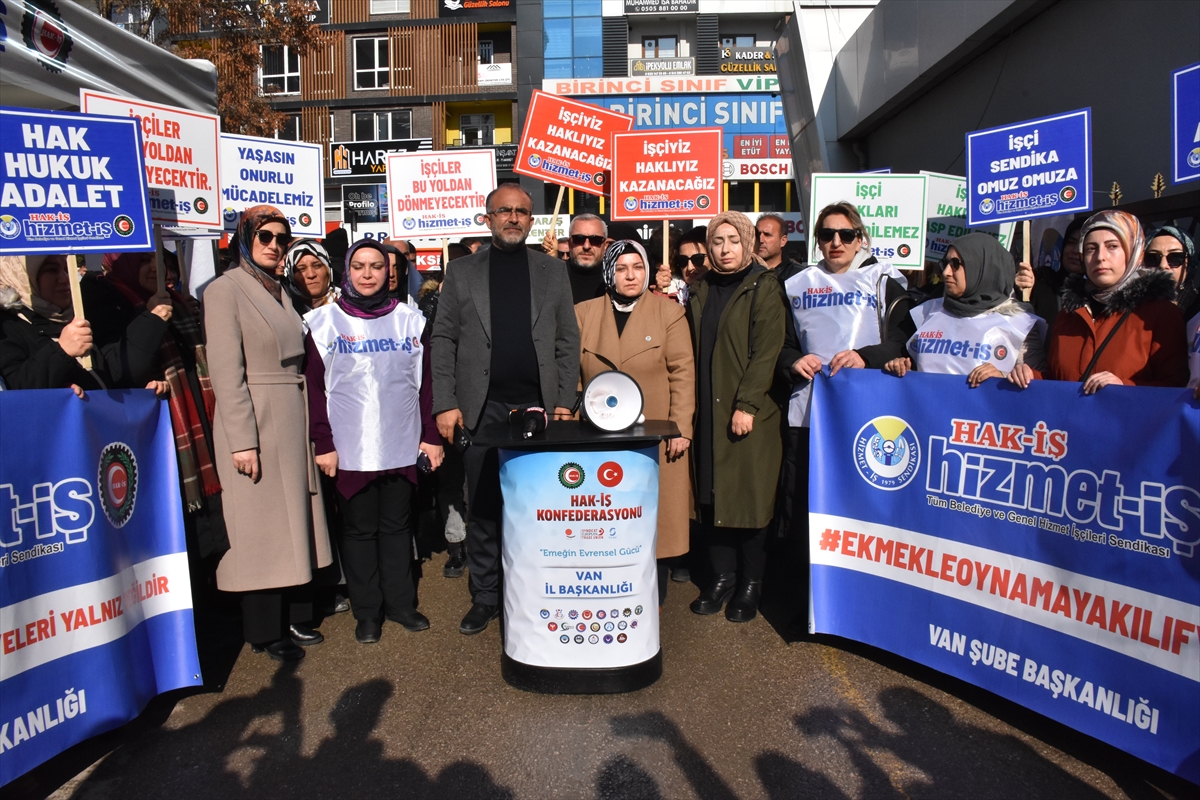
[809,371,1200,783]
[584,93,785,158]
[1173,63,1200,184]
[0,390,201,785]
[0,106,154,254]
[966,108,1092,226]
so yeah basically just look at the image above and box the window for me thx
[543,0,602,79]
[460,114,494,147]
[479,40,494,64]
[720,35,756,48]
[275,114,301,141]
[260,45,300,94]
[369,0,410,12]
[643,37,676,58]
[354,37,389,90]
[354,110,412,141]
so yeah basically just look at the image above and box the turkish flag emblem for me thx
[598,461,624,487]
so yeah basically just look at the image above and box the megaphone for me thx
[580,370,644,432]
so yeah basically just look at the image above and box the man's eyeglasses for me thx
[488,206,531,219]
[938,256,965,271]
[571,234,606,247]
[816,228,860,245]
[255,230,292,247]
[1144,251,1186,268]
[672,253,707,270]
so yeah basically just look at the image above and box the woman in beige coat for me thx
[205,205,332,661]
[576,239,695,606]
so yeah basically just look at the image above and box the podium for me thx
[474,420,680,694]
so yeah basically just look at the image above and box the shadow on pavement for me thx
[787,685,1115,800]
[606,711,737,800]
[55,666,513,800]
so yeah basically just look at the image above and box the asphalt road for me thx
[11,551,1192,800]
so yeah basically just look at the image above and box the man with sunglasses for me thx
[431,183,580,635]
[564,214,610,304]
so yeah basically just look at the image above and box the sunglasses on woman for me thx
[570,234,606,247]
[816,228,860,244]
[1143,251,1186,268]
[255,230,292,247]
[672,253,707,270]
[938,256,965,271]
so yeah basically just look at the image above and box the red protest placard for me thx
[611,128,723,221]
[514,90,633,196]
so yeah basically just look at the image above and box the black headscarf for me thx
[943,232,1015,317]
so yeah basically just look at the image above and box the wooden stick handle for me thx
[547,184,566,240]
[442,237,450,273]
[662,219,669,279]
[1021,220,1031,302]
[154,226,167,295]
[65,254,93,370]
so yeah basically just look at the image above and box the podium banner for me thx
[499,447,659,669]
[809,371,1199,782]
[0,390,201,786]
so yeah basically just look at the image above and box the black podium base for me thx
[501,650,662,694]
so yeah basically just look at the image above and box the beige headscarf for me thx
[0,255,73,321]
[705,211,759,273]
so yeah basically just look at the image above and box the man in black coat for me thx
[431,184,580,634]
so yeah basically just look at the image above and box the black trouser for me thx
[436,443,468,544]
[340,473,416,621]
[777,426,810,540]
[700,505,768,582]
[463,399,534,606]
[242,587,313,645]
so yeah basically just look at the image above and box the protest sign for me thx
[499,447,660,670]
[385,149,494,239]
[80,90,221,230]
[0,106,153,254]
[809,173,928,269]
[809,370,1199,783]
[0,389,202,786]
[1173,63,1200,184]
[921,171,1014,263]
[515,91,633,196]
[219,133,323,237]
[611,128,722,221]
[966,109,1091,226]
[526,214,571,245]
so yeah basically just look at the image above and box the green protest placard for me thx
[809,173,927,269]
[921,171,1014,264]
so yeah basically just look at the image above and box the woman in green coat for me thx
[686,211,787,622]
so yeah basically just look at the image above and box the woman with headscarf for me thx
[687,211,787,623]
[575,240,696,605]
[204,205,332,662]
[1144,225,1198,321]
[281,239,340,316]
[884,233,1046,383]
[303,238,443,644]
[0,254,169,391]
[98,250,230,560]
[1008,210,1188,393]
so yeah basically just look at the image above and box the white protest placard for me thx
[80,90,222,230]
[526,214,572,245]
[921,171,1014,264]
[809,173,927,269]
[385,150,495,240]
[219,134,324,237]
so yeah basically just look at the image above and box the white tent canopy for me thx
[0,0,216,113]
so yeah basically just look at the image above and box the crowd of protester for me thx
[0,186,1195,661]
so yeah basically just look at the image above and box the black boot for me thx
[690,573,737,615]
[443,542,466,578]
[725,580,763,623]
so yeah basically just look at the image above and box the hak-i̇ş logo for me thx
[98,442,138,527]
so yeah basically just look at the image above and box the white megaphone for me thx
[580,370,645,432]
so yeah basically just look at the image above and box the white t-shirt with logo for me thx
[907,298,1043,375]
[305,302,425,472]
[783,260,906,426]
